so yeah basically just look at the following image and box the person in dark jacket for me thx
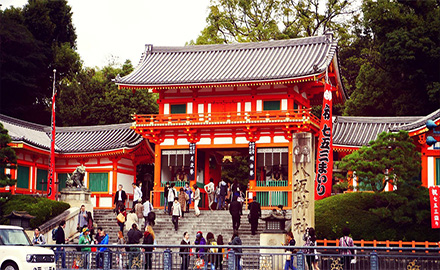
[179,232,190,270]
[114,184,127,212]
[228,231,242,270]
[248,196,261,235]
[127,223,143,269]
[142,225,155,270]
[229,198,242,231]
[194,231,207,261]
[55,220,67,268]
[164,181,170,213]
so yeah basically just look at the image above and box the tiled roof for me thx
[0,114,144,154]
[333,115,423,147]
[115,34,339,87]
[389,109,440,132]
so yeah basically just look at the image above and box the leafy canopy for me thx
[343,0,440,116]
[0,124,17,187]
[190,0,354,44]
[335,130,421,192]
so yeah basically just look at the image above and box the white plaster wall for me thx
[428,156,434,187]
[162,139,175,146]
[235,137,248,144]
[91,195,97,207]
[100,197,113,208]
[198,138,211,145]
[198,103,204,114]
[119,158,134,167]
[187,102,193,114]
[245,102,252,112]
[256,136,271,143]
[109,171,113,194]
[101,158,111,164]
[213,137,233,144]
[118,172,134,191]
[177,138,190,145]
[164,103,170,115]
[281,99,288,110]
[256,100,262,111]
[88,158,98,165]
[273,136,288,143]
[237,102,241,113]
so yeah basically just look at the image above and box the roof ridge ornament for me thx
[325,31,333,43]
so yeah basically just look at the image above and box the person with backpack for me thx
[194,231,207,268]
[143,198,154,229]
[32,227,46,245]
[217,179,228,210]
[97,229,110,268]
[206,232,217,270]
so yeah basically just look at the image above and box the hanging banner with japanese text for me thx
[249,142,256,180]
[47,91,56,199]
[315,83,333,200]
[188,143,196,181]
[429,186,440,229]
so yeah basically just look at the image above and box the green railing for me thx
[160,181,187,188]
[256,191,288,207]
[256,180,288,187]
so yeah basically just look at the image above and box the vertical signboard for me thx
[429,186,440,229]
[315,83,333,200]
[249,142,256,180]
[188,143,196,181]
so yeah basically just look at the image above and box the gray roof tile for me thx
[333,115,423,147]
[0,114,143,154]
[115,35,339,87]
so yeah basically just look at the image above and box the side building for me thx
[0,114,154,209]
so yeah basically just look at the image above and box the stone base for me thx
[260,233,286,270]
[60,188,93,214]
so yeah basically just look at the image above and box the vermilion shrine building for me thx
[0,114,154,208]
[115,34,347,209]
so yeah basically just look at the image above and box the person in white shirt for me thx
[132,183,142,211]
[171,197,182,231]
[167,183,177,215]
[204,178,215,210]
[142,198,154,229]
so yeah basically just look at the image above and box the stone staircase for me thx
[93,208,290,246]
[89,208,291,269]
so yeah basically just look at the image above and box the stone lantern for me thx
[5,211,35,229]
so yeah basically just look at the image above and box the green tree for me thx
[0,124,17,187]
[190,0,354,44]
[57,60,159,126]
[335,130,421,192]
[221,156,250,187]
[0,0,79,125]
[343,0,440,116]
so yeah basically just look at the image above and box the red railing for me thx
[317,239,440,253]
[132,109,319,127]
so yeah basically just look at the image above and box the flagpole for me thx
[47,69,56,200]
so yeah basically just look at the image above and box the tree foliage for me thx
[0,0,79,125]
[57,60,159,126]
[191,0,354,44]
[221,156,250,187]
[343,0,440,116]
[335,131,421,192]
[0,124,17,187]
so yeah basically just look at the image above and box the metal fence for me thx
[45,244,440,270]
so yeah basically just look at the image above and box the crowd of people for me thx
[45,182,355,270]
